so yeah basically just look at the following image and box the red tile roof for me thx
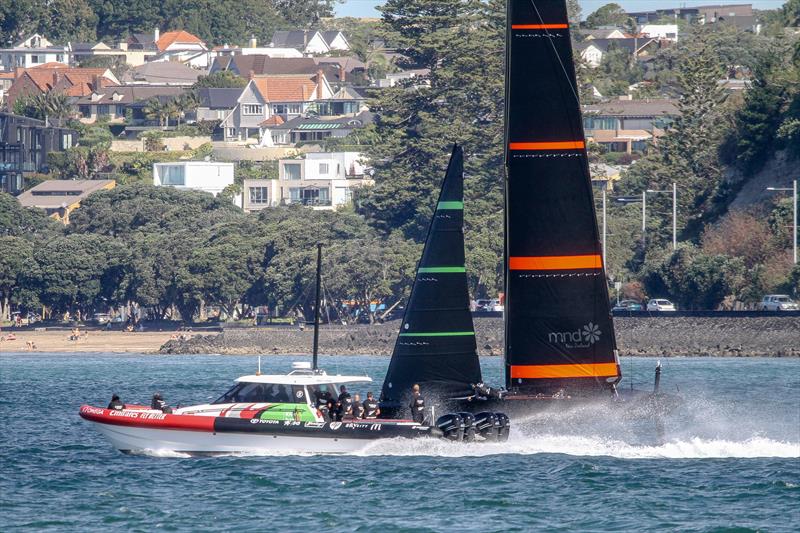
[260,115,285,126]
[252,75,318,102]
[156,30,205,51]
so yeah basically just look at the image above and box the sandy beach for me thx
[0,330,174,354]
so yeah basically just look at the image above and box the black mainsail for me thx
[504,0,621,393]
[381,145,482,403]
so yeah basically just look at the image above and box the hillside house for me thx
[268,110,372,146]
[68,41,154,67]
[639,24,679,42]
[149,29,210,69]
[576,38,658,68]
[72,86,187,124]
[0,35,70,71]
[121,62,204,86]
[583,97,679,153]
[576,28,630,40]
[213,38,303,59]
[196,88,241,122]
[629,4,757,32]
[153,161,234,197]
[16,179,114,223]
[269,31,350,54]
[5,66,120,110]
[219,72,333,142]
[0,112,77,193]
[242,152,371,211]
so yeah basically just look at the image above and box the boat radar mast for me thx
[312,242,323,372]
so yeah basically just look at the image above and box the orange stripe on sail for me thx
[510,363,619,379]
[509,254,602,271]
[511,24,569,29]
[508,141,585,150]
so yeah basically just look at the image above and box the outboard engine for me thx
[474,412,499,441]
[457,412,476,442]
[495,412,510,442]
[435,413,464,441]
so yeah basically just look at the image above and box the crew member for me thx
[328,397,339,421]
[315,390,332,421]
[337,385,352,420]
[151,393,172,413]
[409,384,425,423]
[108,394,125,410]
[363,392,380,419]
[351,394,364,419]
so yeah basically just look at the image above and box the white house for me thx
[149,29,210,69]
[0,35,70,71]
[242,152,372,212]
[639,24,679,42]
[269,31,350,55]
[213,38,303,58]
[153,161,234,197]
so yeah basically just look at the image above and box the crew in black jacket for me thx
[409,384,425,423]
[351,393,364,419]
[151,393,172,413]
[363,392,380,419]
[108,394,125,410]
[337,385,352,420]
[315,390,332,421]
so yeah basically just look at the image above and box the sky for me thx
[335,0,787,19]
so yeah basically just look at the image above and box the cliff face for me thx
[161,316,800,357]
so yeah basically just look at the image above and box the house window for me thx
[227,127,236,138]
[318,163,329,175]
[284,163,301,180]
[271,133,288,145]
[30,55,41,64]
[61,133,73,149]
[56,54,64,63]
[116,105,125,116]
[272,104,302,115]
[249,186,269,204]
[98,105,109,117]
[160,165,185,186]
[79,105,91,118]
[242,104,263,115]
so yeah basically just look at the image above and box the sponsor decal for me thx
[106,410,166,420]
[369,423,382,431]
[304,422,325,429]
[250,418,280,425]
[81,406,104,415]
[328,422,342,430]
[548,322,602,349]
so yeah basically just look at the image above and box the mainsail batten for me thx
[381,145,482,402]
[504,0,620,392]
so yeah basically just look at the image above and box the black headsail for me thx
[504,0,621,393]
[381,145,482,403]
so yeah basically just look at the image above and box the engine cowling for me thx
[457,412,476,442]
[496,412,510,442]
[474,412,499,441]
[435,413,464,441]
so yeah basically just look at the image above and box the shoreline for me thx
[2,316,797,357]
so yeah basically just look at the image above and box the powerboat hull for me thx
[80,405,435,455]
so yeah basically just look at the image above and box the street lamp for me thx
[766,179,798,264]
[645,182,678,250]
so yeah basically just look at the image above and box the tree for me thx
[273,0,338,27]
[13,92,74,121]
[585,3,631,29]
[0,193,57,237]
[143,98,171,129]
[785,0,800,26]
[193,71,247,89]
[0,237,34,321]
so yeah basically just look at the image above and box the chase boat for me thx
[80,362,509,455]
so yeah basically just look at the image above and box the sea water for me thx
[0,354,798,531]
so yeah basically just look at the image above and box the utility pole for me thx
[602,188,607,268]
[766,180,798,264]
[672,182,677,250]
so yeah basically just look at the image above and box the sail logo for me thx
[548,322,601,348]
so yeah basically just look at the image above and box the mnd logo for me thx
[548,322,602,349]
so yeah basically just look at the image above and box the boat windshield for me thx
[306,384,339,400]
[212,382,304,404]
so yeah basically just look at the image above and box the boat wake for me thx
[355,434,800,459]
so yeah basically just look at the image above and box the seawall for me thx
[160,316,799,357]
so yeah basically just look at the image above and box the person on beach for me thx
[108,394,125,410]
[409,384,425,423]
[363,392,380,419]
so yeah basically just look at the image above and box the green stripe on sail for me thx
[437,201,464,210]
[399,331,475,337]
[417,266,465,273]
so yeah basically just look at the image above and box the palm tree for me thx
[143,98,169,129]
[171,93,199,127]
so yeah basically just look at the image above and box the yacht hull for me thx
[80,405,434,455]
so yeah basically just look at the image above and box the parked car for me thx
[488,299,504,312]
[91,313,111,325]
[646,299,677,312]
[612,300,644,312]
[474,299,493,312]
[759,294,799,311]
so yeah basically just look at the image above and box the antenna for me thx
[312,243,322,372]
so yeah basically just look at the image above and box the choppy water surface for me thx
[1,354,798,531]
